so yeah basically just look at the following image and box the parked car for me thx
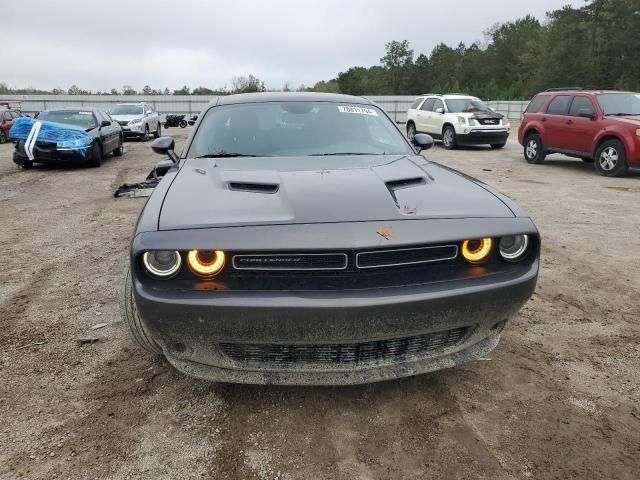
[406,94,510,149]
[0,101,23,144]
[519,88,640,176]
[122,92,540,385]
[12,109,123,168]
[110,103,161,140]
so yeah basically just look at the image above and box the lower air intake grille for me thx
[220,327,468,366]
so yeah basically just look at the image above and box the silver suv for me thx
[110,103,161,141]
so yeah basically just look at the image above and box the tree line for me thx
[2,0,638,100]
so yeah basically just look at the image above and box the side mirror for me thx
[412,133,434,152]
[151,136,179,163]
[578,109,596,119]
[435,107,445,114]
[100,120,111,127]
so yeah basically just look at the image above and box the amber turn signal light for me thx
[461,238,493,264]
[187,249,226,278]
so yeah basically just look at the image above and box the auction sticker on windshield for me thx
[337,106,378,116]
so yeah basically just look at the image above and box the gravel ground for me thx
[0,127,638,479]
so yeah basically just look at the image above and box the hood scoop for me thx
[229,182,280,194]
[385,177,426,190]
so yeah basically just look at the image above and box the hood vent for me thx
[385,177,426,190]
[228,182,280,194]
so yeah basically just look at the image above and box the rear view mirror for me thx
[100,120,111,127]
[578,109,596,119]
[412,133,434,152]
[151,136,179,163]
[435,107,445,114]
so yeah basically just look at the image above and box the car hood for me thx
[110,114,143,121]
[607,115,640,126]
[158,155,515,230]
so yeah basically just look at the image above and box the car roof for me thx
[540,88,631,95]
[39,109,99,113]
[213,92,374,106]
[115,102,145,105]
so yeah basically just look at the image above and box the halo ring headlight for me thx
[187,250,226,278]
[461,238,493,264]
[142,250,182,279]
[499,235,530,262]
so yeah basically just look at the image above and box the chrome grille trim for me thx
[356,245,458,269]
[232,253,348,271]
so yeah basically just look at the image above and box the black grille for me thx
[220,328,468,366]
[117,120,129,126]
[356,245,457,269]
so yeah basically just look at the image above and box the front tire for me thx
[179,120,187,128]
[141,125,149,142]
[524,134,546,164]
[0,130,7,144]
[154,122,161,138]
[442,126,457,150]
[406,122,416,141]
[88,141,102,167]
[120,267,162,354]
[595,140,628,177]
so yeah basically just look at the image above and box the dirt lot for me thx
[0,126,638,480]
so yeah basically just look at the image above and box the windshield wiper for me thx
[194,153,259,158]
[309,152,381,156]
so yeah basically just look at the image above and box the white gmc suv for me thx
[406,94,510,149]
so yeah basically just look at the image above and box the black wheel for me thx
[442,125,457,150]
[141,125,149,142]
[21,160,34,169]
[595,139,628,177]
[120,267,162,354]
[113,135,124,156]
[491,143,506,149]
[154,122,161,138]
[524,133,546,164]
[0,130,6,144]
[406,122,416,141]
[179,120,188,128]
[88,141,102,167]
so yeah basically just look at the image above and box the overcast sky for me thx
[4,0,582,92]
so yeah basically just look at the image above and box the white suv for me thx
[406,94,510,149]
[110,103,161,141]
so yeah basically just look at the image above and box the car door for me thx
[542,95,573,149]
[97,111,115,152]
[428,98,446,135]
[417,98,436,133]
[564,95,600,156]
[145,104,157,132]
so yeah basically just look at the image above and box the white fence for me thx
[1,94,529,122]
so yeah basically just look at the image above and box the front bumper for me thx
[13,146,88,165]
[456,129,510,146]
[121,124,145,137]
[133,260,537,385]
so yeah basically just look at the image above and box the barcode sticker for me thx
[337,106,378,116]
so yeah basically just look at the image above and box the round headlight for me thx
[499,235,529,262]
[187,250,226,278]
[461,238,493,264]
[142,250,182,279]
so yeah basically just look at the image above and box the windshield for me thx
[35,111,97,129]
[188,102,413,158]
[110,105,143,115]
[597,93,640,116]
[445,98,493,113]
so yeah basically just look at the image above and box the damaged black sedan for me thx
[123,92,539,385]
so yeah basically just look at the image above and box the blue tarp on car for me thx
[9,117,93,155]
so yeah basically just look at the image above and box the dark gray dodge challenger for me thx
[122,92,539,385]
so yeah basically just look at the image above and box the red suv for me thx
[518,88,640,176]
[0,101,23,144]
